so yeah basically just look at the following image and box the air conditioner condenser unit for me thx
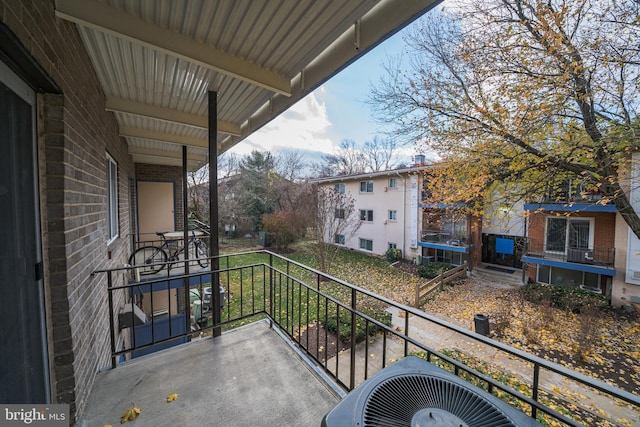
[322,356,541,427]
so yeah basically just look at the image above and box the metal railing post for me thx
[350,288,357,390]
[404,310,410,357]
[532,362,540,419]
[107,270,117,369]
[269,252,274,328]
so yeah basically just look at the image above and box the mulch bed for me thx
[296,323,349,363]
[392,259,419,275]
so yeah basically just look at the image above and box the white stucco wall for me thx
[482,197,526,237]
[612,152,640,308]
[317,170,422,261]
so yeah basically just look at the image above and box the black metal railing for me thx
[93,251,639,426]
[421,229,474,247]
[529,179,616,205]
[129,229,210,253]
[525,240,615,267]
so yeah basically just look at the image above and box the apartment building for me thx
[312,166,427,263]
[520,173,640,309]
[314,165,640,309]
[522,194,617,295]
[313,160,529,273]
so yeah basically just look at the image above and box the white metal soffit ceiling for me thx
[54,0,440,171]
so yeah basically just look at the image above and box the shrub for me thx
[322,305,392,345]
[385,247,403,263]
[417,262,453,279]
[520,283,607,312]
[261,210,304,251]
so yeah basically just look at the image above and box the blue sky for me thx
[228,22,418,167]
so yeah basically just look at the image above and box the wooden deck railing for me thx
[414,261,468,307]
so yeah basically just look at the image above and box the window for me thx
[546,217,566,252]
[388,210,397,221]
[545,217,593,252]
[106,153,119,243]
[334,183,345,194]
[388,242,397,249]
[335,234,345,245]
[569,220,590,249]
[359,238,373,251]
[360,209,374,222]
[388,177,398,189]
[334,208,345,219]
[360,180,373,193]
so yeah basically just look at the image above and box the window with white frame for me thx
[335,234,345,245]
[335,208,345,219]
[334,183,345,194]
[545,217,593,253]
[388,210,397,221]
[360,180,373,193]
[359,238,373,251]
[360,209,374,222]
[388,177,398,189]
[388,242,397,249]
[106,153,119,243]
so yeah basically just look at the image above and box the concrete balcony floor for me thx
[76,320,339,427]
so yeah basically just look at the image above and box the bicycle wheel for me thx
[129,246,168,275]
[196,240,210,268]
[185,240,199,267]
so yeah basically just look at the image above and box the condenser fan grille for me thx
[363,374,517,427]
[321,356,541,427]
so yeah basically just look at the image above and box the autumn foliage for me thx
[261,209,306,251]
[371,0,640,237]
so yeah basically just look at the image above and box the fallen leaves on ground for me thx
[299,247,639,397]
[166,393,178,403]
[119,405,141,424]
[419,279,640,397]
[327,252,419,306]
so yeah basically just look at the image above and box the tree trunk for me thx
[612,182,640,240]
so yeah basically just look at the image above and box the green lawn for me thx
[215,240,406,337]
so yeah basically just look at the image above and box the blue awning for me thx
[524,203,617,212]
[418,242,472,253]
[522,256,616,276]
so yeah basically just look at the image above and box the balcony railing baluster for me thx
[524,239,616,266]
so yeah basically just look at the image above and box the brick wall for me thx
[1,0,135,420]
[527,211,616,250]
[525,210,617,283]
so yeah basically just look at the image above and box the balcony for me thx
[85,251,640,426]
[420,229,474,251]
[524,184,618,213]
[523,239,616,277]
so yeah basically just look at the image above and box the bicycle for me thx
[128,231,210,275]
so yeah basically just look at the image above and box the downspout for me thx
[396,172,406,256]
[208,90,221,337]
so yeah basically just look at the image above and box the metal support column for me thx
[182,145,190,334]
[208,90,221,337]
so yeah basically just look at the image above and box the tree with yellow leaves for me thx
[371,0,640,235]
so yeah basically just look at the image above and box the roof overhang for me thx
[310,166,430,184]
[54,0,441,171]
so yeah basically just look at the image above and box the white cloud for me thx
[229,89,337,157]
